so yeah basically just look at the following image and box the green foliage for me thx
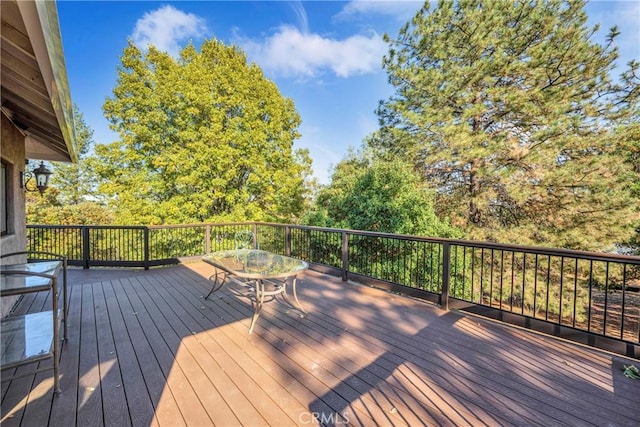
[95,39,311,225]
[27,195,113,225]
[50,106,97,205]
[303,148,461,291]
[622,365,640,380]
[616,62,640,253]
[348,235,446,293]
[376,0,640,251]
[27,106,113,225]
[306,148,461,238]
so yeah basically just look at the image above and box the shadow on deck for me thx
[2,262,639,426]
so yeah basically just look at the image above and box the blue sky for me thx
[57,1,640,185]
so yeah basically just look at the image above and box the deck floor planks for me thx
[176,264,640,427]
[173,267,394,425]
[148,278,308,426]
[108,276,193,427]
[244,287,500,426]
[109,276,191,427]
[75,282,104,427]
[207,290,441,426]
[154,268,363,426]
[290,273,635,426]
[2,263,639,426]
[111,277,189,427]
[126,275,247,426]
[288,308,517,425]
[92,281,132,427]
[258,274,636,427]
[171,275,354,426]
[48,285,81,427]
[395,313,632,425]
[306,293,561,425]
[134,273,291,426]
[244,277,533,426]
[451,318,639,418]
[166,267,374,426]
[257,273,548,426]
[172,266,506,426]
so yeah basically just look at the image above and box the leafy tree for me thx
[305,148,366,230]
[50,106,97,204]
[26,187,61,224]
[616,63,640,254]
[375,0,639,250]
[306,148,460,238]
[26,189,113,225]
[96,39,311,225]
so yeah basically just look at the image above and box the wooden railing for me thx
[26,222,640,358]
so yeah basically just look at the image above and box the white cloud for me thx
[240,25,387,79]
[334,0,423,22]
[131,5,207,57]
[289,1,309,34]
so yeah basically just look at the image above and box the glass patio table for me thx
[1,258,68,341]
[202,249,308,333]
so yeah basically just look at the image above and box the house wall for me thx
[1,113,28,316]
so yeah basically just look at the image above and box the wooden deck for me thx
[2,262,639,426]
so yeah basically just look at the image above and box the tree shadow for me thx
[2,264,639,426]
[2,264,252,426]
[302,275,640,426]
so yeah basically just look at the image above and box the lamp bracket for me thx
[20,161,52,195]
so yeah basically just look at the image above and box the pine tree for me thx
[375,0,639,250]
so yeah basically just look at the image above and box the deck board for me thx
[76,283,104,427]
[2,262,639,426]
[49,285,80,427]
[113,278,186,427]
[130,275,248,426]
[146,272,307,426]
[94,282,131,427]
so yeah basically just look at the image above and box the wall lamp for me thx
[21,161,53,195]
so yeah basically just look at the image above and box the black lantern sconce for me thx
[21,161,53,195]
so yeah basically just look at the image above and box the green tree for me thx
[307,148,460,238]
[96,39,311,225]
[616,63,640,254]
[376,0,639,250]
[26,189,113,225]
[27,106,113,225]
[50,106,96,204]
[305,148,366,230]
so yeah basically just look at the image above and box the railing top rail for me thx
[28,224,148,230]
[27,222,640,264]
[147,222,255,229]
[27,222,256,230]
[255,222,640,264]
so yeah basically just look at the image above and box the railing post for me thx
[82,227,90,269]
[143,227,150,270]
[341,231,349,282]
[252,223,258,249]
[440,242,451,310]
[205,224,211,255]
[285,225,291,257]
